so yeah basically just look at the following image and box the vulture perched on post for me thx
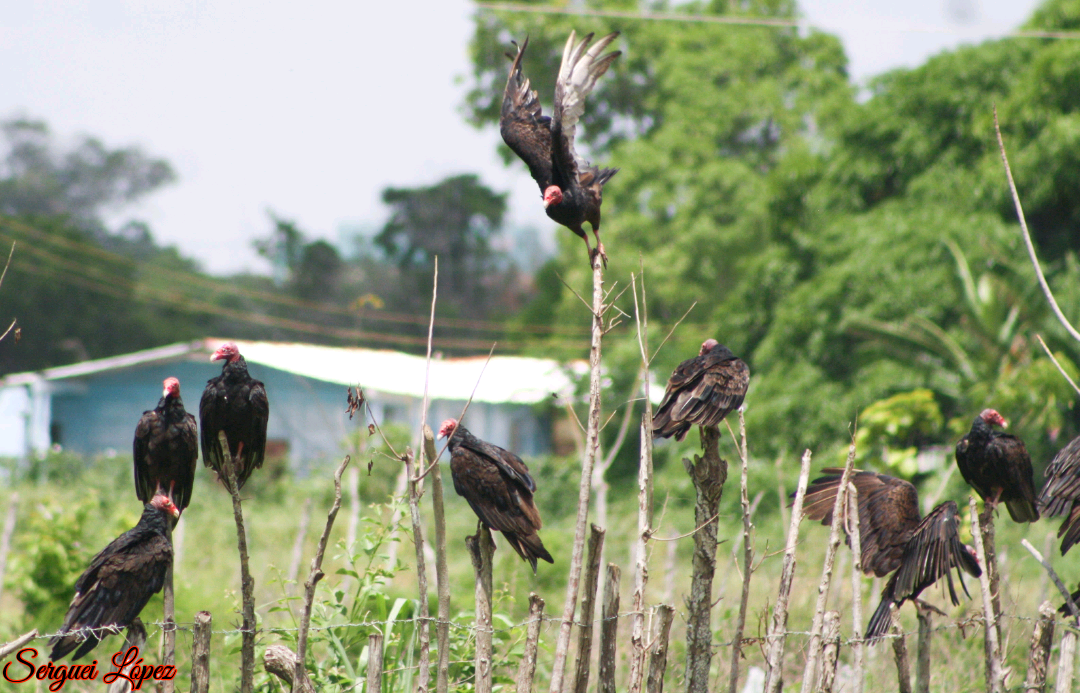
[801,469,981,641]
[500,31,621,267]
[438,419,553,573]
[1038,434,1080,554]
[955,408,1039,523]
[49,494,178,661]
[652,339,749,441]
[133,377,198,514]
[200,342,270,492]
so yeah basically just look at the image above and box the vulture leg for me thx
[591,227,607,269]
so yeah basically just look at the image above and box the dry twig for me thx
[293,455,351,691]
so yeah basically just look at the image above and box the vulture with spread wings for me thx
[652,339,749,441]
[1039,434,1080,554]
[439,419,553,573]
[955,408,1039,523]
[500,31,620,267]
[49,495,178,661]
[802,469,981,641]
[133,377,198,514]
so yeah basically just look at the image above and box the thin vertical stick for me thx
[763,449,813,693]
[847,482,865,693]
[915,605,932,693]
[800,440,857,693]
[367,633,385,693]
[1026,601,1056,692]
[189,611,212,693]
[1055,629,1077,693]
[890,609,913,693]
[573,525,606,693]
[684,424,727,693]
[294,456,351,692]
[646,605,676,693]
[516,594,546,693]
[628,269,655,693]
[163,519,176,693]
[346,466,360,550]
[727,410,753,693]
[423,426,451,693]
[970,496,1004,693]
[598,563,621,693]
[286,498,313,587]
[549,256,605,693]
[1,494,22,602]
[467,526,495,693]
[404,446,432,692]
[220,447,255,693]
[817,611,841,693]
[979,503,1003,647]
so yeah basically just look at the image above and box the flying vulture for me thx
[438,418,553,573]
[49,494,178,661]
[200,342,270,492]
[500,31,621,267]
[802,469,981,641]
[1038,434,1080,554]
[133,377,198,514]
[652,339,749,441]
[955,408,1039,522]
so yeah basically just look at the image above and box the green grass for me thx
[1,435,1078,692]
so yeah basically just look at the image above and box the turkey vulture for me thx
[133,377,198,514]
[438,418,553,572]
[49,494,178,661]
[802,469,981,641]
[500,31,621,267]
[955,408,1039,522]
[652,339,750,441]
[200,342,270,492]
[1038,434,1080,554]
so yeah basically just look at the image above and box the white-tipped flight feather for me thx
[554,31,621,172]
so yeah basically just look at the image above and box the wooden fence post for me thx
[516,594,546,693]
[573,525,606,693]
[890,608,912,693]
[1025,601,1055,693]
[915,605,931,693]
[817,611,841,693]
[646,605,675,693]
[189,611,212,693]
[598,564,621,693]
[367,633,385,693]
[467,527,495,693]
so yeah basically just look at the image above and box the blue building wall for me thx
[44,360,551,469]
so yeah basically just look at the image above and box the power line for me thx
[0,217,590,339]
[474,2,1080,41]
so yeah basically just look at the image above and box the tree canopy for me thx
[466,0,1080,465]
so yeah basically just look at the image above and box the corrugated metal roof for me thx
[1,339,585,405]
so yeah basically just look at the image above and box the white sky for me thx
[0,0,1042,275]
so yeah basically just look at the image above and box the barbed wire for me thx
[11,605,1077,651]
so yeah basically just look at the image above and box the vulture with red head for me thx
[438,419,553,572]
[1038,434,1080,554]
[802,469,981,641]
[49,495,178,661]
[955,408,1039,522]
[200,342,270,492]
[652,339,749,441]
[133,377,198,514]
[500,31,621,267]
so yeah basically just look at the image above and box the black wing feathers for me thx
[49,503,172,661]
[133,397,198,512]
[200,356,270,491]
[653,345,749,441]
[1039,435,1080,553]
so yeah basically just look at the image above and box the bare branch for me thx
[294,455,351,691]
[970,496,1004,693]
[414,343,497,481]
[1036,334,1080,398]
[994,107,1080,343]
[1020,538,1080,623]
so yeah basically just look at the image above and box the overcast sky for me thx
[0,0,1042,275]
